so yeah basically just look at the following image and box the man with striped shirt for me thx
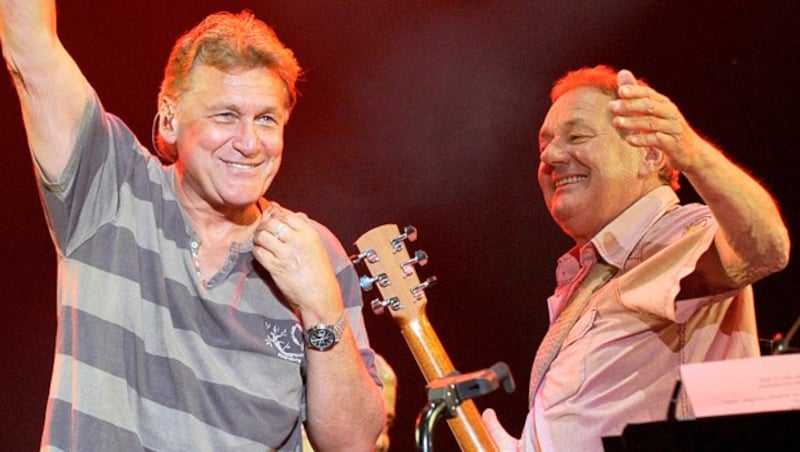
[1,3,385,451]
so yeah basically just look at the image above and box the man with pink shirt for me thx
[483,65,790,451]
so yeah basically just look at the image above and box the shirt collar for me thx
[556,186,680,275]
[590,185,679,268]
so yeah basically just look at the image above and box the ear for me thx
[158,100,178,144]
[640,146,665,177]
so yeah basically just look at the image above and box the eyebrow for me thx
[539,117,590,141]
[210,102,287,119]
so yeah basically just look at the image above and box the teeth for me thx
[555,175,587,187]
[228,162,256,169]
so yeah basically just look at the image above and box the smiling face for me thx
[538,86,660,245]
[164,64,289,216]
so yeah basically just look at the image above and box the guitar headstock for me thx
[352,224,437,324]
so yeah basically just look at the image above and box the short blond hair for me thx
[155,10,301,163]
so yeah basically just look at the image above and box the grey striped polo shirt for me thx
[37,91,377,451]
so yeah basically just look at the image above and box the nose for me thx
[232,121,259,155]
[539,138,568,166]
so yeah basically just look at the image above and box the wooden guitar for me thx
[353,224,498,451]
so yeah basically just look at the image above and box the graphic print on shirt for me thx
[264,320,304,364]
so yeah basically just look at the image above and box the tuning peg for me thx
[350,248,379,265]
[401,249,429,276]
[359,273,390,292]
[370,296,402,315]
[391,225,418,253]
[411,276,437,300]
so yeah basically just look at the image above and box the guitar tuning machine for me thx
[359,272,390,292]
[370,296,402,315]
[391,225,418,254]
[401,249,428,277]
[411,276,438,300]
[350,248,379,265]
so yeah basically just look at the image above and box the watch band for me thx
[329,312,346,338]
[304,312,346,351]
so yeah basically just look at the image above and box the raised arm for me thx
[1,0,90,180]
[611,69,790,292]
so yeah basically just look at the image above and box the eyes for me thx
[212,111,281,126]
[538,132,593,154]
[567,133,592,144]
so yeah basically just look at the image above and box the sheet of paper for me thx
[680,354,800,418]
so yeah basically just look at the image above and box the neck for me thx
[174,182,263,245]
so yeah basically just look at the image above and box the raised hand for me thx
[610,69,706,174]
[252,202,343,322]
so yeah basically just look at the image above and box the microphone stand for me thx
[415,362,515,452]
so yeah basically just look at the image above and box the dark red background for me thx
[2,1,798,450]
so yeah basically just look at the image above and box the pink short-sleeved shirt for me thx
[522,186,758,452]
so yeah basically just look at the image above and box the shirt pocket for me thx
[540,308,598,410]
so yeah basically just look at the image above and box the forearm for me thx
[612,70,790,285]
[1,0,90,180]
[1,0,60,98]
[0,0,55,52]
[683,140,790,284]
[252,211,386,447]
[304,329,385,450]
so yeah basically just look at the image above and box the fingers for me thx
[617,69,637,87]
[609,70,705,172]
[610,70,682,140]
[256,203,303,244]
[481,408,520,451]
[611,89,673,122]
[252,202,322,270]
[251,203,340,314]
[253,202,293,263]
[481,408,499,425]
[613,111,682,136]
[614,69,668,110]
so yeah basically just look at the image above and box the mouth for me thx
[222,160,261,170]
[554,175,587,188]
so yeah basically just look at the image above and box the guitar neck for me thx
[353,224,500,451]
[400,313,498,452]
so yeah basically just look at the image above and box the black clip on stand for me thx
[415,361,516,452]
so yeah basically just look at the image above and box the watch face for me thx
[308,327,336,351]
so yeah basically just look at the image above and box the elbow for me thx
[723,224,791,287]
[751,226,791,282]
[366,399,388,448]
[768,225,791,273]
[342,415,385,452]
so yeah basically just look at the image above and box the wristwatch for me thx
[304,313,346,351]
